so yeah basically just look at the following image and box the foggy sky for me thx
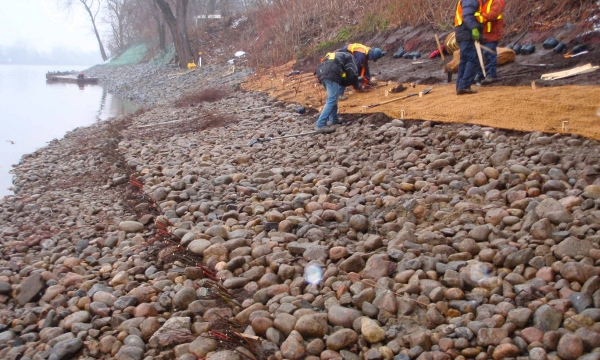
[1,0,106,57]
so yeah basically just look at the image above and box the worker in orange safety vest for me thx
[338,43,385,99]
[474,0,505,85]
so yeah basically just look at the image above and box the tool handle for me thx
[434,34,445,61]
[474,41,487,78]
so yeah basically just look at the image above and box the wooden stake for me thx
[434,34,445,61]
[562,121,569,132]
[531,81,536,90]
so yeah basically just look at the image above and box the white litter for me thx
[235,51,246,57]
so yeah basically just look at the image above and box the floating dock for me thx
[46,72,99,84]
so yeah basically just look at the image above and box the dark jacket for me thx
[315,52,359,88]
[455,0,483,42]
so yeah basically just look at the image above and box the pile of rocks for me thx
[2,63,600,360]
[84,63,253,105]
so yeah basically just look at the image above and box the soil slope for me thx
[242,30,600,140]
[243,67,600,139]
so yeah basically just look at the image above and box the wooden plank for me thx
[541,63,598,80]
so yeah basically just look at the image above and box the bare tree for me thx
[61,0,109,61]
[154,0,194,68]
[104,0,129,54]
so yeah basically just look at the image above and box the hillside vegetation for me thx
[231,0,598,67]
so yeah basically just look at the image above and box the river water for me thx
[0,64,139,197]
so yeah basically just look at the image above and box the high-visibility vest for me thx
[347,43,370,55]
[482,0,504,33]
[455,0,484,27]
[321,52,346,78]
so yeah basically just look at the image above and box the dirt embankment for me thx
[242,28,600,140]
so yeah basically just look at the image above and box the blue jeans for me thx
[476,41,498,79]
[457,40,478,90]
[316,79,341,128]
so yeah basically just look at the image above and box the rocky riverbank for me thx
[2,63,600,360]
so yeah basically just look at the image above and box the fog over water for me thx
[0,64,139,197]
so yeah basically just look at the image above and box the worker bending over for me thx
[314,51,361,133]
[339,43,384,97]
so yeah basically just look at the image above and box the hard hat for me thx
[369,48,384,62]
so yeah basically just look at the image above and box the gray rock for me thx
[533,304,563,331]
[48,338,83,360]
[0,330,16,344]
[17,272,45,305]
[468,225,491,242]
[207,350,242,360]
[555,238,594,259]
[173,286,197,310]
[490,148,511,167]
[118,221,144,233]
[477,328,508,346]
[115,345,144,360]
[569,292,593,313]
[0,281,11,295]
[114,296,138,310]
[504,248,534,269]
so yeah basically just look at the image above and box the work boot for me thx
[473,76,483,87]
[329,117,342,126]
[315,126,335,134]
[481,77,498,85]
[456,88,478,95]
[338,95,348,101]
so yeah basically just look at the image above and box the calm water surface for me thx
[0,65,139,197]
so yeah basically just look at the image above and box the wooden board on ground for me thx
[541,63,599,80]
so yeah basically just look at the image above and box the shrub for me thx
[173,87,229,108]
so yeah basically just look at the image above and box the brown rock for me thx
[294,313,328,338]
[133,303,158,317]
[520,327,544,344]
[326,328,358,351]
[361,254,391,280]
[477,328,508,346]
[557,333,584,360]
[329,247,349,261]
[492,343,519,360]
[280,330,306,360]
[250,316,273,335]
[128,286,156,303]
[328,305,362,328]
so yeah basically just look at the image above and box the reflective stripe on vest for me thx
[347,43,370,55]
[455,0,484,27]
[321,52,346,78]
[483,0,504,33]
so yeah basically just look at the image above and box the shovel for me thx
[364,87,433,109]
[247,131,317,146]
